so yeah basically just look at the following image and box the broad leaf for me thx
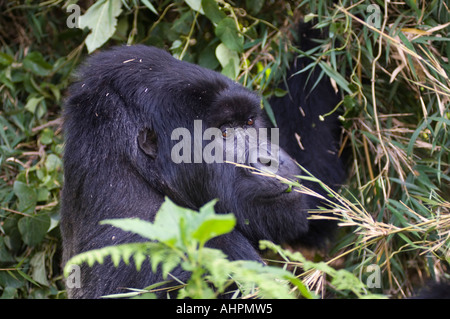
[216,43,240,79]
[79,0,123,53]
[18,215,50,247]
[215,18,243,53]
[184,0,204,14]
[13,181,37,214]
[202,0,225,24]
[22,52,52,76]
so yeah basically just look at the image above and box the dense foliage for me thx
[0,0,448,298]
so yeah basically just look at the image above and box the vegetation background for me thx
[0,0,448,299]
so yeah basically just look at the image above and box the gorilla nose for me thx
[250,152,280,174]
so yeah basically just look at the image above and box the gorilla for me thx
[60,26,345,298]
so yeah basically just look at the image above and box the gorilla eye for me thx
[221,126,235,139]
[222,127,229,138]
[247,118,254,126]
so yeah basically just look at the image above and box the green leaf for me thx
[145,198,189,245]
[0,237,14,263]
[245,0,264,15]
[44,154,62,172]
[64,243,154,277]
[22,52,52,76]
[407,119,428,156]
[318,61,352,94]
[229,260,303,299]
[102,199,192,248]
[140,0,158,15]
[16,269,41,287]
[184,0,204,14]
[36,188,50,202]
[101,218,157,241]
[40,128,54,145]
[0,71,14,91]
[79,0,123,53]
[262,98,276,127]
[198,45,220,69]
[48,83,61,102]
[13,181,37,214]
[0,287,16,299]
[215,43,240,79]
[274,88,287,97]
[200,248,229,288]
[331,269,367,293]
[30,251,50,286]
[192,212,235,246]
[148,245,182,278]
[24,96,44,114]
[103,198,234,250]
[201,0,225,24]
[215,18,243,53]
[17,214,50,246]
[0,52,14,66]
[304,13,317,23]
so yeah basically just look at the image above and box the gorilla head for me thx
[61,45,340,298]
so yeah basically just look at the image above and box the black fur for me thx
[61,31,345,297]
[270,23,346,246]
[413,281,450,299]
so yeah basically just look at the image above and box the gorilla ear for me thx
[138,129,158,159]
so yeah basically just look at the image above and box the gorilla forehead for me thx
[77,45,258,121]
[79,45,221,93]
[208,87,260,126]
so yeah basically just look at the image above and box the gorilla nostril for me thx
[258,155,278,167]
[255,155,280,174]
[259,157,272,167]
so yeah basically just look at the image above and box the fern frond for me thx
[63,242,154,277]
